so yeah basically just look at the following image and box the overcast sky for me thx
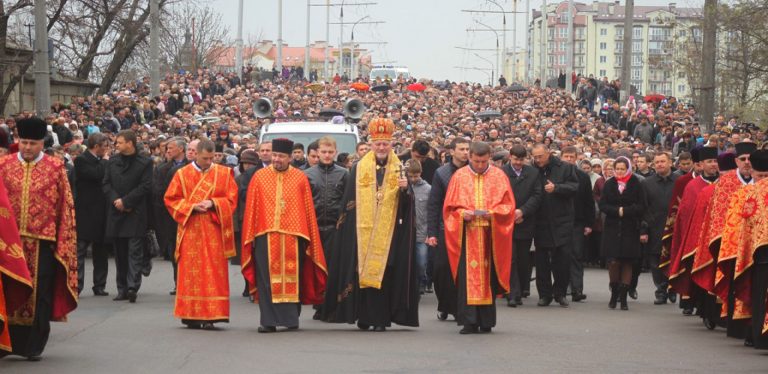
[209,0,702,83]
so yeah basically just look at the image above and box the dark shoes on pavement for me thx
[127,289,137,303]
[668,293,677,303]
[572,292,587,302]
[258,326,277,333]
[460,325,478,334]
[654,294,668,305]
[628,288,638,300]
[554,296,569,308]
[93,288,109,296]
[537,297,553,307]
[437,311,449,321]
[113,293,128,301]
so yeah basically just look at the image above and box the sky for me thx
[209,0,703,83]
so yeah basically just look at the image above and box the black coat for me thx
[74,151,108,242]
[641,173,678,254]
[103,153,153,238]
[152,158,188,249]
[574,168,596,227]
[399,154,439,185]
[534,157,579,248]
[502,164,543,240]
[599,175,646,259]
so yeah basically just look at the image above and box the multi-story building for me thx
[527,1,702,99]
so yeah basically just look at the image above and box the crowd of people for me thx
[1,67,767,361]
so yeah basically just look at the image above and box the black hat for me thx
[691,147,701,163]
[17,117,48,140]
[735,142,757,157]
[215,143,224,153]
[750,150,768,172]
[272,138,294,155]
[717,153,737,172]
[699,147,718,161]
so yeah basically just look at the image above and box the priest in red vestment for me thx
[0,177,33,355]
[241,138,326,333]
[725,150,768,349]
[668,147,718,315]
[0,117,77,361]
[444,142,515,334]
[660,149,702,275]
[164,139,238,329]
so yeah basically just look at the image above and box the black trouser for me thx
[77,240,109,293]
[508,238,533,300]
[166,242,177,284]
[750,262,768,349]
[646,252,668,299]
[114,237,144,294]
[535,244,571,299]
[630,256,643,291]
[9,241,55,357]
[569,225,586,294]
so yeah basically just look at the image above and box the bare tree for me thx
[159,2,231,71]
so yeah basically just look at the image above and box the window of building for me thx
[600,56,607,63]
[576,55,584,66]
[600,42,607,50]
[600,69,606,77]
[632,55,643,66]
[548,55,554,65]
[559,42,566,51]
[632,68,642,80]
[558,27,568,39]
[615,55,622,66]
[600,28,607,36]
[576,41,585,53]
[633,26,643,39]
[615,28,624,39]
[615,42,623,52]
[651,83,658,92]
[678,29,687,37]
[678,71,685,78]
[678,84,686,93]
[632,41,642,52]
[575,27,586,39]
[548,28,555,39]
[559,55,566,65]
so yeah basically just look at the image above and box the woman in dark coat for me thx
[599,157,646,310]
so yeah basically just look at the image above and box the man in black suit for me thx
[532,144,580,308]
[103,130,153,303]
[502,145,543,307]
[561,146,596,302]
[74,133,110,296]
[400,140,439,184]
[152,137,189,295]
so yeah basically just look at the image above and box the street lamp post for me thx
[485,0,507,81]
[474,52,495,86]
[350,15,370,81]
[476,20,500,83]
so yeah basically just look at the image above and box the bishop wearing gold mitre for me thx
[0,117,77,361]
[0,177,33,356]
[322,117,420,332]
[720,149,768,349]
[443,141,515,334]
[164,139,238,330]
[241,138,327,333]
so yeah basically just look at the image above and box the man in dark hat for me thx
[0,117,78,361]
[719,149,768,349]
[668,147,719,315]
[240,138,327,333]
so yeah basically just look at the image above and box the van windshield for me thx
[261,133,358,155]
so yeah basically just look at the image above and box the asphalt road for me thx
[1,259,766,373]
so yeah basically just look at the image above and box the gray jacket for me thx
[304,162,349,230]
[410,179,431,242]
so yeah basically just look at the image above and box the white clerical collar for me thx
[737,171,753,185]
[469,164,491,175]
[18,152,43,164]
[192,161,210,173]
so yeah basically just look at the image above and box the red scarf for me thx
[615,172,631,194]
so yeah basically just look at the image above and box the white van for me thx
[258,121,360,156]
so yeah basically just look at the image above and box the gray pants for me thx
[646,252,668,298]
[77,240,109,293]
[114,237,144,294]
[569,225,586,294]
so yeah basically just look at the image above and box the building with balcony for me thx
[528,1,702,99]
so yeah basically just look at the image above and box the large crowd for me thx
[1,67,768,361]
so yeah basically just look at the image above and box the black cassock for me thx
[322,164,419,328]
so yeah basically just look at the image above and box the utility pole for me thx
[700,0,717,133]
[236,0,244,82]
[484,1,506,82]
[338,3,343,77]
[565,0,574,93]
[33,0,50,116]
[512,0,517,81]
[525,0,530,83]
[150,0,160,96]
[325,0,330,80]
[305,0,311,80]
[540,0,547,84]
[349,16,370,80]
[620,0,633,104]
[277,0,283,73]
[471,21,501,82]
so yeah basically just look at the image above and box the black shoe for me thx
[127,289,137,303]
[515,297,523,306]
[572,292,587,302]
[287,326,299,331]
[419,286,426,295]
[93,289,109,296]
[141,261,152,277]
[609,283,618,309]
[258,326,277,333]
[537,297,552,307]
[242,284,249,297]
[554,296,569,308]
[507,299,518,308]
[522,290,530,298]
[437,311,449,321]
[113,293,128,301]
[26,355,42,362]
[619,285,629,311]
[628,288,638,300]
[479,327,492,333]
[372,326,386,332]
[682,308,694,316]
[744,336,754,347]
[169,287,177,296]
[312,310,322,320]
[460,325,478,334]
[654,295,667,305]
[201,322,215,330]
[425,285,434,293]
[357,322,370,330]
[668,293,677,303]
[185,322,202,329]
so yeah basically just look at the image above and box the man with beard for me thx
[426,138,470,320]
[241,138,326,333]
[304,136,348,319]
[323,118,419,331]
